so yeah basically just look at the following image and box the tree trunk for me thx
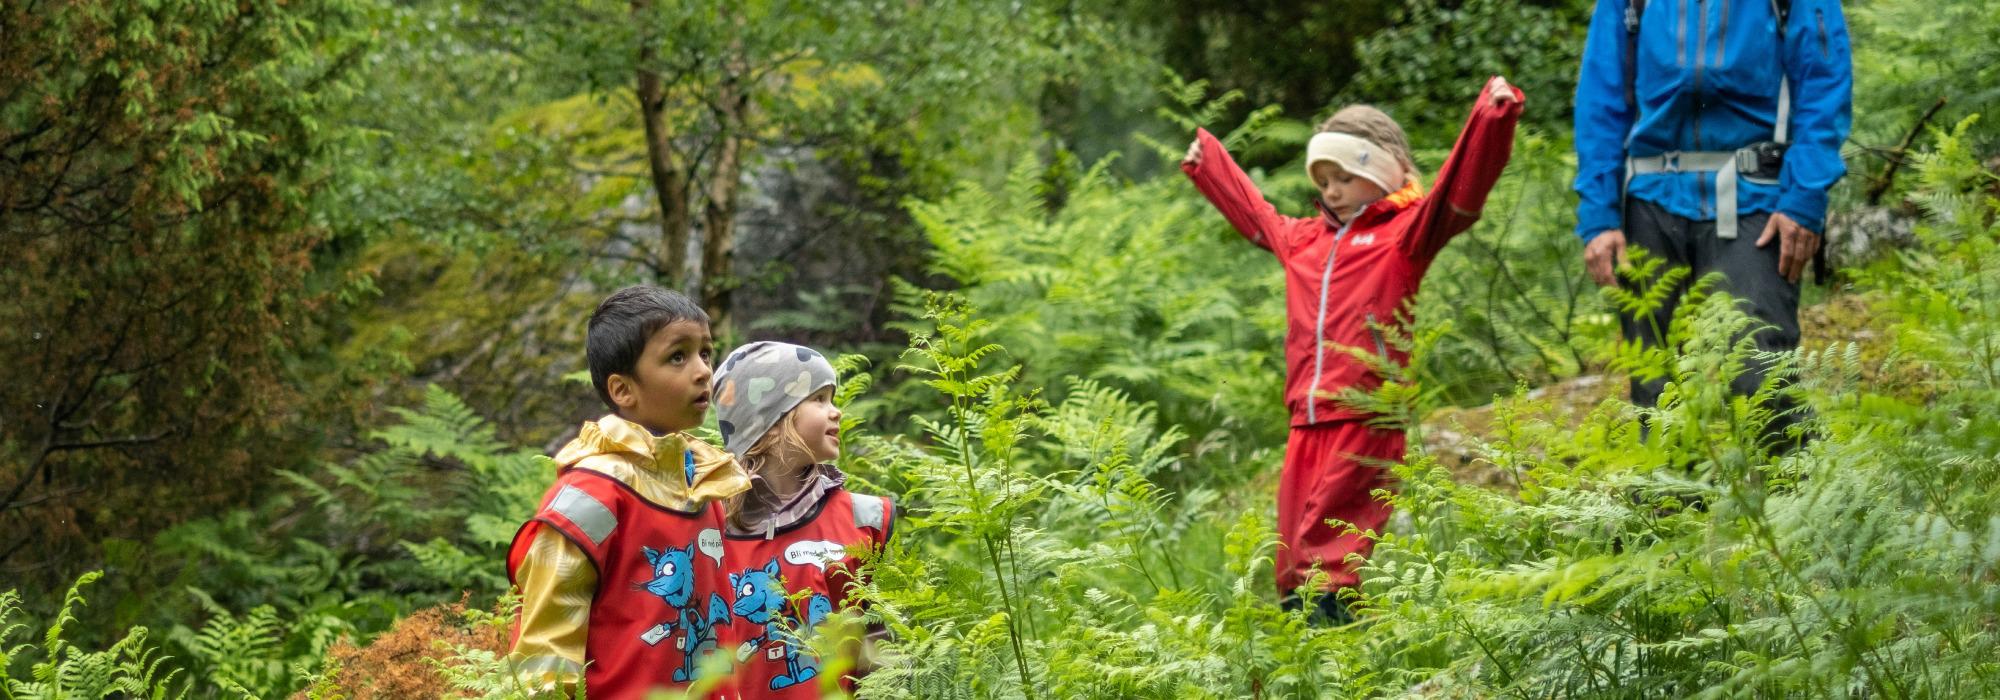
[700,74,748,335]
[633,0,691,286]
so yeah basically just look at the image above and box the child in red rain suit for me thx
[1181,77,1522,623]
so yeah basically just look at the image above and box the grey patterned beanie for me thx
[713,341,837,458]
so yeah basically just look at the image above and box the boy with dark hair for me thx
[1182,77,1522,624]
[507,285,750,698]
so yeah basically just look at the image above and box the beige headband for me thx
[1305,132,1406,195]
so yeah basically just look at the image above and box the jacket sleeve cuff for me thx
[1576,205,1621,242]
[1777,188,1829,236]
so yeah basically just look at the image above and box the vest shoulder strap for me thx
[848,493,895,546]
[536,470,632,560]
[506,470,629,585]
[1770,0,1792,144]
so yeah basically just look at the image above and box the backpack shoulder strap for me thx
[1770,0,1792,144]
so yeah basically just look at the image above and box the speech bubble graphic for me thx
[697,528,724,566]
[784,539,848,572]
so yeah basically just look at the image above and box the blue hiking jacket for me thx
[1573,0,1852,242]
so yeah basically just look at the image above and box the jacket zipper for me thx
[1676,0,1689,68]
[1308,211,1361,423]
[1714,0,1728,67]
[1690,0,1707,214]
[1366,312,1389,361]
[1815,9,1828,57]
[1690,0,1705,148]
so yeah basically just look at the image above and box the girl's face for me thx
[1311,161,1388,219]
[787,386,842,464]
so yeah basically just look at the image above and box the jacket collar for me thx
[553,414,751,508]
[726,462,847,538]
[1317,179,1425,228]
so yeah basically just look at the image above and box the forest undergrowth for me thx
[9,0,2000,696]
[5,112,1998,699]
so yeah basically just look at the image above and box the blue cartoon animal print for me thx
[639,543,732,683]
[729,558,832,690]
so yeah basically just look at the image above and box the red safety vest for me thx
[720,489,894,698]
[506,468,734,699]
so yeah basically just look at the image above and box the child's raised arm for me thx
[1181,127,1304,256]
[1401,76,1525,263]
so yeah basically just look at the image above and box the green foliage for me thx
[853,295,1353,699]
[7,3,2000,700]
[19,135,1998,695]
[1343,0,1591,143]
[0,573,187,699]
[1344,126,2000,697]
[840,105,2000,699]
[1137,70,1293,166]
[901,136,1290,496]
[1849,0,2000,166]
[52,385,550,699]
[1129,1,1403,120]
[170,603,293,698]
[0,0,374,586]
[1412,132,1610,406]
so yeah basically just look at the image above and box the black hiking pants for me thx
[1618,198,1809,450]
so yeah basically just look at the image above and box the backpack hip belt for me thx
[1625,139,1786,239]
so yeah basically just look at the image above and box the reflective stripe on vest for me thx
[549,484,618,546]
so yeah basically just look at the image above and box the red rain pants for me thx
[1274,419,1404,595]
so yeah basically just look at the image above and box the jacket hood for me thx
[553,413,749,509]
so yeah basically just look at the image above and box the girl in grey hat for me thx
[711,341,894,694]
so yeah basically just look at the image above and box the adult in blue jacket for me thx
[1573,0,1851,445]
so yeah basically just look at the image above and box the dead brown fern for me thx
[297,595,506,700]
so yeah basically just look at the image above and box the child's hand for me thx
[1181,139,1202,168]
[1487,76,1519,107]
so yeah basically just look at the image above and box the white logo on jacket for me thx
[1350,233,1376,246]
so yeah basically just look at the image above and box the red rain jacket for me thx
[1182,79,1523,426]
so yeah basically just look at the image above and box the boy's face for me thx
[606,319,715,434]
[1311,161,1388,217]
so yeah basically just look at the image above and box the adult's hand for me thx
[1181,139,1202,169]
[1584,229,1627,287]
[1756,212,1819,283]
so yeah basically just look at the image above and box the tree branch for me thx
[47,430,174,454]
[0,485,88,513]
[1865,96,1948,206]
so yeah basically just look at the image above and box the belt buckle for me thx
[1660,151,1682,173]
